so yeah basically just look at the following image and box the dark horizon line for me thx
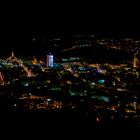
[32,31,140,36]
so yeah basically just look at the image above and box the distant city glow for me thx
[0,33,140,128]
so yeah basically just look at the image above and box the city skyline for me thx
[0,32,140,65]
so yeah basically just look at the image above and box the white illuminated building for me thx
[47,53,54,67]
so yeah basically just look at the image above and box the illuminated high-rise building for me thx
[133,55,139,68]
[46,53,54,67]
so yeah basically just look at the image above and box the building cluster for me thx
[0,34,140,127]
[32,53,54,68]
[0,50,140,127]
[0,51,54,83]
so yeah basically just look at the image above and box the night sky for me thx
[0,30,140,57]
[1,3,140,56]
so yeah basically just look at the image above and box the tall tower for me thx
[0,71,4,85]
[7,51,16,61]
[32,56,38,65]
[46,53,54,67]
[11,51,14,57]
[133,48,140,68]
[133,54,139,68]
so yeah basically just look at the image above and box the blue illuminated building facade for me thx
[47,53,54,67]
